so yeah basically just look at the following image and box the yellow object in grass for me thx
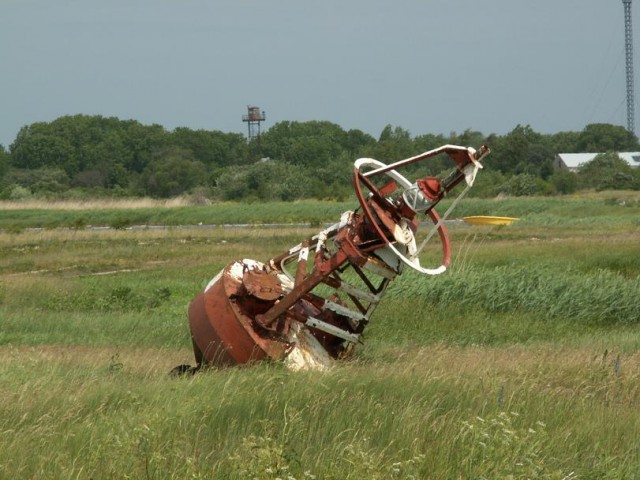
[463,216,519,226]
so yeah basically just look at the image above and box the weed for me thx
[307,217,323,228]
[110,217,132,230]
[455,411,570,479]
[107,352,124,373]
[228,433,301,480]
[148,287,171,308]
[69,217,87,230]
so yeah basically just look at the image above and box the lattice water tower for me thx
[242,106,266,142]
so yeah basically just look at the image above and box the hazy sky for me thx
[0,0,636,147]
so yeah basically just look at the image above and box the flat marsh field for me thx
[1,193,640,479]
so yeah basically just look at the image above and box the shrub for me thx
[549,169,577,194]
[497,174,543,196]
[5,184,32,200]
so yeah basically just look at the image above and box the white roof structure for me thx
[619,152,640,166]
[554,152,640,171]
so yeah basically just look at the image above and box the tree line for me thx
[1,114,639,201]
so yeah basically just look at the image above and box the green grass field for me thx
[1,194,639,479]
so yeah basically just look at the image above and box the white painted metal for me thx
[305,316,360,344]
[354,157,448,276]
[331,280,381,304]
[284,321,334,371]
[323,299,367,323]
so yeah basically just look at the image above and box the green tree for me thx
[10,128,76,173]
[449,129,486,149]
[410,132,451,175]
[0,144,9,183]
[489,125,551,176]
[120,121,169,173]
[307,151,354,200]
[466,169,507,198]
[344,129,376,156]
[413,132,448,152]
[139,147,207,198]
[497,173,546,196]
[549,169,578,194]
[369,125,414,161]
[260,121,348,168]
[214,160,316,202]
[4,167,70,194]
[548,130,581,154]
[578,152,638,190]
[9,115,170,185]
[577,123,640,152]
[172,128,249,167]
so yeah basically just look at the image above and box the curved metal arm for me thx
[353,158,451,275]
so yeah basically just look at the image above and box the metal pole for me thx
[623,0,635,134]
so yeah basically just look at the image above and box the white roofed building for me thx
[554,152,640,172]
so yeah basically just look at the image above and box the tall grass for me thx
[1,197,640,478]
[2,194,640,231]
[0,201,356,230]
[1,345,639,478]
[389,265,640,326]
[0,197,195,210]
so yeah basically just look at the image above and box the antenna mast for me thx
[623,0,635,133]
